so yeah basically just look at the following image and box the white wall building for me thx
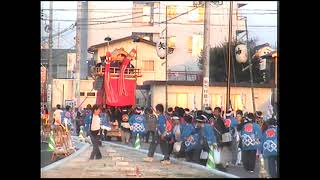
[87,1,246,70]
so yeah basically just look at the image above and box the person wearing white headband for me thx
[128,106,146,148]
[185,113,217,166]
[225,110,240,167]
[240,112,262,173]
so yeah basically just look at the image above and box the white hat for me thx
[172,116,180,120]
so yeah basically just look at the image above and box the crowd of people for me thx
[45,103,278,178]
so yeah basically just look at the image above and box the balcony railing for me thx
[168,71,202,81]
[94,66,142,79]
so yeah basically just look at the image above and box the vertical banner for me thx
[67,53,76,72]
[203,77,209,108]
[47,84,51,103]
[41,67,47,102]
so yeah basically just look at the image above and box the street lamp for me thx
[104,36,112,55]
[99,36,112,64]
[132,35,140,71]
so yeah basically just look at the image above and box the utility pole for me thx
[165,5,168,110]
[75,1,81,108]
[201,1,210,110]
[47,1,53,114]
[57,23,60,48]
[245,17,256,113]
[226,1,233,111]
[80,1,88,80]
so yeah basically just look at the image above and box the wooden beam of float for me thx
[110,48,136,61]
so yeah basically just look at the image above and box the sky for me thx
[240,1,278,47]
[41,1,278,49]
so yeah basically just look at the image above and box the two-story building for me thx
[48,1,275,115]
[87,1,246,71]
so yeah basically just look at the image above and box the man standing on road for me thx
[129,106,146,148]
[240,113,262,173]
[144,107,157,143]
[89,104,103,160]
[53,104,63,127]
[84,104,92,137]
[260,117,278,178]
[143,104,171,165]
[120,109,131,144]
[225,110,239,167]
[212,107,231,171]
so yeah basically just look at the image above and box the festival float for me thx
[91,47,142,140]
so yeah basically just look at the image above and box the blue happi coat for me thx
[240,122,262,151]
[184,124,216,152]
[129,114,146,135]
[259,125,277,157]
[84,110,93,135]
[99,112,110,127]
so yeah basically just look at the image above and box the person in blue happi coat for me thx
[184,113,217,165]
[129,106,146,147]
[240,113,262,173]
[225,110,240,166]
[99,107,110,141]
[84,104,93,136]
[259,117,278,178]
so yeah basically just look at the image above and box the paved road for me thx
[41,142,224,178]
[42,136,263,178]
[107,138,261,178]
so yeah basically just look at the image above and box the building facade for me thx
[144,81,274,115]
[87,1,246,71]
[41,49,77,79]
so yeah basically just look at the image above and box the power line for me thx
[41,12,277,22]
[73,21,277,27]
[41,24,75,40]
[41,8,277,11]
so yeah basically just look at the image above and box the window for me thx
[189,7,204,22]
[168,93,176,108]
[142,6,151,23]
[187,34,203,57]
[87,92,96,97]
[211,94,223,108]
[176,93,188,108]
[168,36,176,49]
[142,36,150,41]
[142,60,154,71]
[167,5,176,18]
[231,94,245,111]
[132,32,153,41]
[80,92,85,96]
[187,37,193,53]
[132,3,154,26]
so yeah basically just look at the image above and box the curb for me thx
[41,139,90,172]
[102,141,240,178]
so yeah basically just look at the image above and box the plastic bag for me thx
[222,132,232,142]
[213,148,221,164]
[200,150,208,159]
[173,141,182,153]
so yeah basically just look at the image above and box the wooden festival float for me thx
[91,47,142,139]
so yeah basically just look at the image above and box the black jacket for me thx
[213,115,231,147]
